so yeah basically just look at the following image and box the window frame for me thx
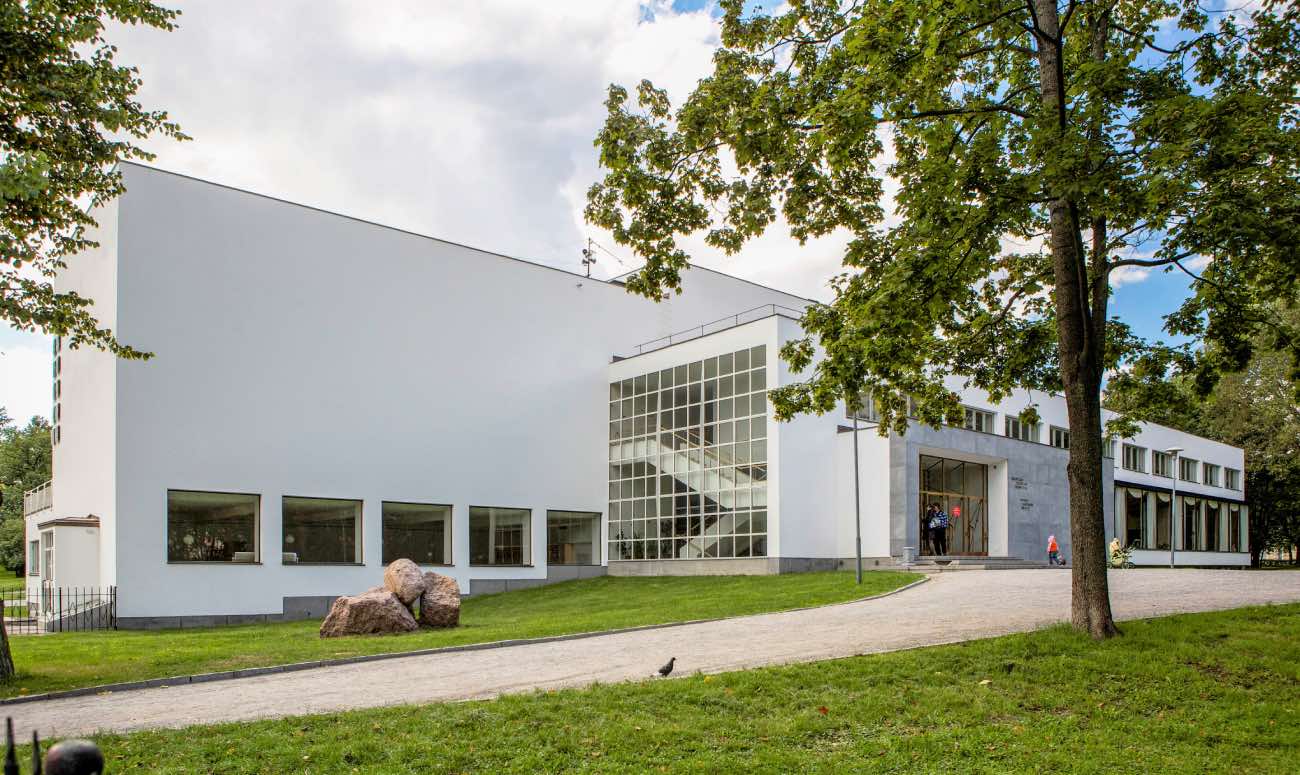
[1004,416,1040,443]
[27,540,40,577]
[1121,443,1147,473]
[166,488,262,564]
[1225,468,1241,490]
[1178,457,1199,483]
[963,407,996,434]
[281,495,364,566]
[1049,425,1070,450]
[546,510,602,566]
[1202,462,1221,488]
[381,500,453,566]
[469,506,534,567]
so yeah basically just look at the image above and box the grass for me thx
[0,577,26,593]
[37,603,1300,774]
[4,570,916,698]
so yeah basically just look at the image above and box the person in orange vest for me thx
[1047,534,1062,566]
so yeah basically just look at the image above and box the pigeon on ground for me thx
[657,657,676,677]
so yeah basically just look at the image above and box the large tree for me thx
[0,409,53,573]
[588,0,1299,637]
[1,0,186,356]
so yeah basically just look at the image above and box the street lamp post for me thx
[1166,447,1183,568]
[851,408,863,585]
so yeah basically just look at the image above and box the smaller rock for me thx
[384,558,426,605]
[418,571,461,628]
[320,587,419,638]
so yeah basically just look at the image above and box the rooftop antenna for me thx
[581,237,597,278]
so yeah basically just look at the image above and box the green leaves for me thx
[1,0,186,357]
[587,0,1299,435]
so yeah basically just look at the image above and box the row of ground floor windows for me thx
[164,490,599,566]
[1119,489,1246,552]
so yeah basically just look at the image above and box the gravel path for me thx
[13,569,1300,739]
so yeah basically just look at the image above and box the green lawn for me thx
[56,603,1300,774]
[5,570,917,698]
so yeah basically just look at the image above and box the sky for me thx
[0,0,1203,425]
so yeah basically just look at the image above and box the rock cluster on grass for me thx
[320,559,461,638]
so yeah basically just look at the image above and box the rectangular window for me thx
[382,502,452,565]
[963,407,995,434]
[1004,416,1039,443]
[470,507,531,566]
[846,392,881,423]
[1123,489,1146,549]
[1205,501,1221,551]
[27,540,39,576]
[282,496,362,564]
[547,511,600,565]
[1049,426,1070,450]
[1182,497,1201,550]
[167,490,260,563]
[1179,457,1199,483]
[1154,493,1172,550]
[41,530,54,580]
[1104,438,1117,459]
[1229,506,1242,552]
[1225,468,1241,490]
[1151,451,1172,478]
[1203,463,1220,488]
[1121,444,1147,473]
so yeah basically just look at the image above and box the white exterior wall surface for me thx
[834,429,892,559]
[93,165,808,618]
[773,316,842,561]
[46,197,119,588]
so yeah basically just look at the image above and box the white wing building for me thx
[21,165,1250,628]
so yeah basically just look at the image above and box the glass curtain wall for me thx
[919,455,988,556]
[608,345,769,561]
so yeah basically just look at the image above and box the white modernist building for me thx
[22,164,1250,628]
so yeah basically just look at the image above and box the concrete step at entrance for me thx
[909,556,1054,572]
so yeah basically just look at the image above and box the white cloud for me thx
[1109,264,1152,288]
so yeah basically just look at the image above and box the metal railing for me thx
[629,304,805,356]
[20,481,51,517]
[2,585,117,635]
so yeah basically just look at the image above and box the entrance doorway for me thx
[919,455,989,556]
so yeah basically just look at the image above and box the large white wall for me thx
[99,164,807,617]
[46,197,119,588]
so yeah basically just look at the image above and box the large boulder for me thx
[320,587,418,638]
[384,558,426,605]
[418,571,461,628]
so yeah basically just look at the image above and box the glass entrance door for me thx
[919,455,989,556]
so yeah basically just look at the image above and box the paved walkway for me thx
[14,569,1300,738]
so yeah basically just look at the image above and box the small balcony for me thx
[22,480,52,517]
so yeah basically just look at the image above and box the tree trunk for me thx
[1034,0,1118,639]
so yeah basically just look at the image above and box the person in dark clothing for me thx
[929,503,950,556]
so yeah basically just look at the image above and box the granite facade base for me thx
[468,564,606,596]
[608,557,893,576]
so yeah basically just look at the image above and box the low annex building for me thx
[22,164,1250,628]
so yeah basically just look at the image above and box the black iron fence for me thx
[1,586,116,635]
